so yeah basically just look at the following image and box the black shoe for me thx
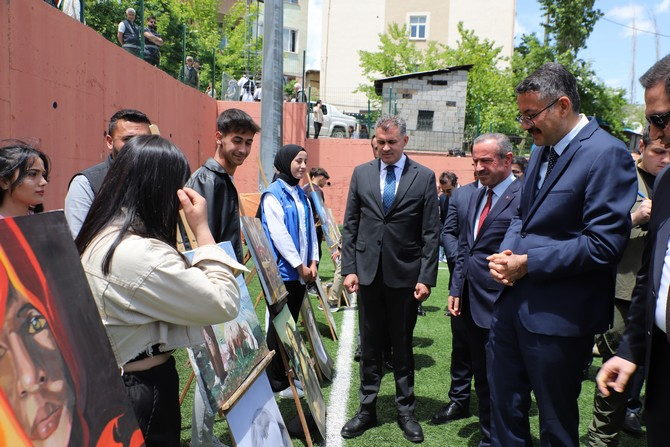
[431,401,470,424]
[622,411,643,437]
[418,304,426,316]
[397,415,424,443]
[384,360,394,372]
[354,346,361,362]
[341,412,378,439]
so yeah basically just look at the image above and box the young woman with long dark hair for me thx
[76,135,244,446]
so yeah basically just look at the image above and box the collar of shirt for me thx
[490,173,516,200]
[380,154,407,174]
[553,114,589,156]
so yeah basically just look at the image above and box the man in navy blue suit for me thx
[597,54,670,447]
[435,175,478,423]
[433,133,520,446]
[487,62,637,446]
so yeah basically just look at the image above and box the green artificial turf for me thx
[176,244,648,447]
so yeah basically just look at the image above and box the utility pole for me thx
[259,0,284,192]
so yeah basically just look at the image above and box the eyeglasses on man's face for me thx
[646,110,670,130]
[517,97,560,127]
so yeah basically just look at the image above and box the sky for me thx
[517,0,670,104]
[306,0,670,105]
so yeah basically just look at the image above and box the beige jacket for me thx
[81,227,245,366]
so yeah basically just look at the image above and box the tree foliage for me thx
[85,0,260,93]
[357,23,518,137]
[538,0,603,57]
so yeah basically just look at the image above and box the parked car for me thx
[307,101,359,138]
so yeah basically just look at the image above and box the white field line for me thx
[325,294,358,447]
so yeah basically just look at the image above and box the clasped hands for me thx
[487,249,528,286]
[298,262,318,283]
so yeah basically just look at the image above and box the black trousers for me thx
[647,327,670,447]
[266,280,306,391]
[314,122,322,138]
[358,268,419,417]
[122,356,180,447]
[447,261,474,408]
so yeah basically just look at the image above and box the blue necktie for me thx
[383,165,396,213]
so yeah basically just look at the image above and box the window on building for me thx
[409,15,427,40]
[283,28,298,53]
[285,0,299,3]
[417,110,434,131]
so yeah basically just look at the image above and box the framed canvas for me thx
[241,217,288,306]
[314,277,337,340]
[300,294,334,381]
[308,190,339,255]
[0,212,143,446]
[185,242,269,411]
[225,371,292,447]
[272,306,326,439]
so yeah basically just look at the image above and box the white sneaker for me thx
[278,386,303,399]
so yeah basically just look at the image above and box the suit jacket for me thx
[441,182,479,264]
[439,193,449,226]
[498,117,637,336]
[451,179,521,329]
[615,162,651,301]
[341,156,440,288]
[618,165,670,370]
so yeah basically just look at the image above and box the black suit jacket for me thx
[450,179,521,329]
[341,156,440,288]
[618,165,670,370]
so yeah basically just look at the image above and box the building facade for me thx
[374,67,471,153]
[321,0,515,113]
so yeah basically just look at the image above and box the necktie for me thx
[383,165,396,213]
[546,146,559,177]
[477,188,493,233]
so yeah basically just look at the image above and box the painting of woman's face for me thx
[0,283,74,446]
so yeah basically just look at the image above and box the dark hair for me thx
[108,109,151,138]
[515,62,580,113]
[641,124,651,147]
[512,156,528,172]
[216,108,261,136]
[75,135,191,274]
[640,54,670,97]
[309,167,329,179]
[147,15,156,21]
[0,140,51,210]
[439,171,457,186]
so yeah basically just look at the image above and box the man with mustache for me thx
[487,62,637,446]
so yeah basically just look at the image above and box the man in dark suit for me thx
[487,62,637,446]
[434,174,479,422]
[433,134,520,446]
[597,54,670,447]
[340,115,440,443]
[438,171,457,227]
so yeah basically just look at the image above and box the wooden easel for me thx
[264,300,318,446]
[300,291,334,382]
[176,216,292,441]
